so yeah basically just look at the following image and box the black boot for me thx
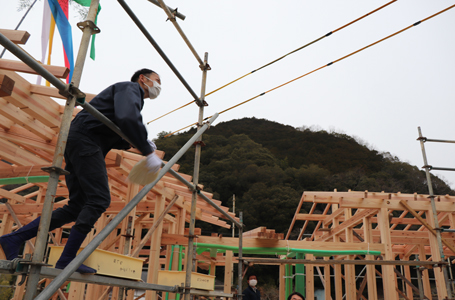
[0,217,41,260]
[55,229,96,274]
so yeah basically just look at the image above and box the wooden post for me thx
[418,245,432,299]
[279,263,286,300]
[324,256,332,300]
[305,254,314,299]
[146,195,166,300]
[378,208,398,300]
[344,208,356,300]
[426,210,448,298]
[403,256,413,300]
[363,216,378,300]
[224,250,233,294]
[332,204,343,300]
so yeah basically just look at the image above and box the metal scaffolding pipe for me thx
[147,0,186,20]
[118,0,203,106]
[155,0,204,67]
[428,167,455,172]
[418,126,452,297]
[22,1,101,299]
[184,52,209,300]
[422,138,455,144]
[35,113,219,300]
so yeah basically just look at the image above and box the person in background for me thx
[243,274,261,300]
[287,291,305,300]
[0,68,162,274]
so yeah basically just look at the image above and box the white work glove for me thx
[147,139,157,152]
[145,153,161,174]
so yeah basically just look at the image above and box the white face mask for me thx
[249,279,257,287]
[144,76,161,99]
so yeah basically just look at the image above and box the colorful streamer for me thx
[47,0,74,82]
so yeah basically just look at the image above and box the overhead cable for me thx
[148,0,397,125]
[164,4,455,137]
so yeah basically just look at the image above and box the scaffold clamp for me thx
[41,166,71,176]
[77,20,101,34]
[193,141,206,147]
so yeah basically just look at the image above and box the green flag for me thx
[73,0,101,60]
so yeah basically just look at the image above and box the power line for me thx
[164,4,455,138]
[147,0,397,125]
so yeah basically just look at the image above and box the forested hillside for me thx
[154,118,454,234]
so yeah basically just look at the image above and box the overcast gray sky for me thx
[1,1,455,190]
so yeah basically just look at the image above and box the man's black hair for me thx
[247,274,257,281]
[131,68,156,82]
[287,292,305,300]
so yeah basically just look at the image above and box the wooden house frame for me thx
[282,191,455,300]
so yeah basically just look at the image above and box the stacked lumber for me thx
[243,226,284,239]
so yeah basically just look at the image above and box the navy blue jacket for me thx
[243,286,260,300]
[71,81,153,156]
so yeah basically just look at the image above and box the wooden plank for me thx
[341,197,455,212]
[0,125,57,151]
[0,114,14,129]
[305,191,455,202]
[0,74,14,97]
[285,193,305,240]
[0,188,27,203]
[324,207,345,225]
[0,138,49,166]
[0,58,69,79]
[161,233,385,252]
[0,29,30,44]
[0,98,55,141]
[30,84,96,102]
[295,214,328,221]
[0,70,62,128]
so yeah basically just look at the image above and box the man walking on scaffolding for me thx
[0,68,163,273]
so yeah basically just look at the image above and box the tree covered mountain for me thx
[154,118,454,234]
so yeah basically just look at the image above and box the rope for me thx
[164,4,455,137]
[148,1,397,125]
[25,165,34,184]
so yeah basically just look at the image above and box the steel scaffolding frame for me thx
[0,0,244,299]
[418,126,455,299]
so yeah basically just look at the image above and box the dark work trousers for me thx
[50,130,111,234]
